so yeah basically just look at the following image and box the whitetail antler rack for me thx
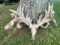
[4,3,57,40]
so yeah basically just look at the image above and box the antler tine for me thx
[51,3,53,9]
[20,5,25,18]
[9,9,17,14]
[48,2,51,14]
[4,17,17,30]
[48,4,54,18]
[9,9,17,18]
[48,3,57,26]
[48,2,50,9]
[37,15,43,25]
[45,9,48,16]
[51,3,55,17]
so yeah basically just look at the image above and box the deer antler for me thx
[9,9,17,18]
[37,3,57,29]
[4,3,57,40]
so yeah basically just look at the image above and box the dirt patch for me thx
[4,23,31,37]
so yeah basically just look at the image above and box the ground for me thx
[0,2,60,45]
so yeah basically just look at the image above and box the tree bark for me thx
[20,0,49,24]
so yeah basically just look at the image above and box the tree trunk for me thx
[20,0,49,23]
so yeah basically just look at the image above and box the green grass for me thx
[0,2,60,45]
